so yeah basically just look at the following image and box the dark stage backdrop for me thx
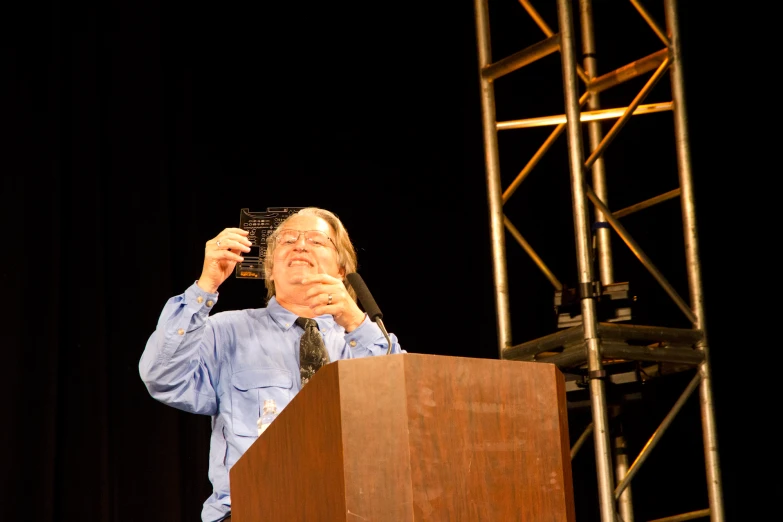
[3,1,748,521]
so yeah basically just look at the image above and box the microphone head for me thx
[346,272,383,321]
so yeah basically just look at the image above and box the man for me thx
[139,207,402,522]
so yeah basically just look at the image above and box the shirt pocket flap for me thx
[230,367,293,438]
[231,367,293,391]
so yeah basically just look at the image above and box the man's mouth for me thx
[289,258,313,267]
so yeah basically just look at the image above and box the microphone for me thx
[346,272,394,355]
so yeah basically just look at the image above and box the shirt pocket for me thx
[230,367,293,437]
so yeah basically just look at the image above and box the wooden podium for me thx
[230,353,575,521]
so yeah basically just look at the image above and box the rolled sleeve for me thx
[155,282,219,364]
[139,282,221,416]
[344,315,402,357]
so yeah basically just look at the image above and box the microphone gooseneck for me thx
[346,272,393,355]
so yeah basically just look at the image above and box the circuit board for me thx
[235,207,304,279]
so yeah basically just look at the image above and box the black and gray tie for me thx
[295,317,330,387]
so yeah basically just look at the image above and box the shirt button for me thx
[197,296,203,304]
[177,328,185,336]
[206,300,214,307]
[349,340,357,347]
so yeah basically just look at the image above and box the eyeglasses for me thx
[275,229,337,249]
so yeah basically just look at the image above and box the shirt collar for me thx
[266,296,338,333]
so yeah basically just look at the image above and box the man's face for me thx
[270,215,343,290]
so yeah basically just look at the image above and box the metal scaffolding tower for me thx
[472,0,724,521]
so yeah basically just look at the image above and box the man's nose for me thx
[293,233,308,249]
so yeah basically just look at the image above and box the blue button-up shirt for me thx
[139,283,402,522]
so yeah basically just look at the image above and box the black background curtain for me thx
[2,1,755,520]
